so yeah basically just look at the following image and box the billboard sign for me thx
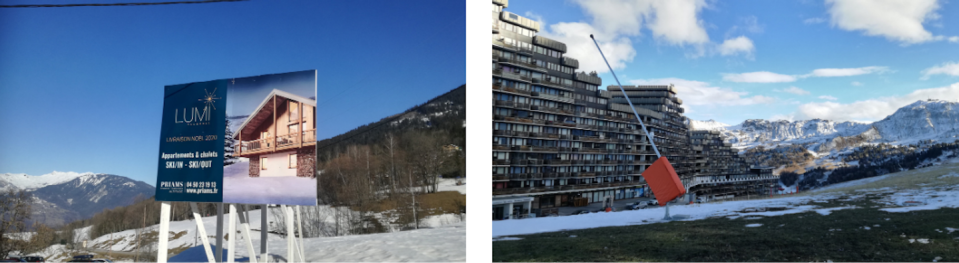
[156,70,318,205]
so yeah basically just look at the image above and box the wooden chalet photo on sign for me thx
[234,89,317,178]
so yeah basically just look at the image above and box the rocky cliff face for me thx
[692,100,959,151]
[871,100,959,144]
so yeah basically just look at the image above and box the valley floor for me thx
[493,163,959,262]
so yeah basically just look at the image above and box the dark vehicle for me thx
[22,257,43,262]
[67,255,93,262]
[571,210,590,215]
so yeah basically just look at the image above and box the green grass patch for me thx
[493,195,959,262]
[802,162,959,197]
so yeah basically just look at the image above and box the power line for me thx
[0,0,246,8]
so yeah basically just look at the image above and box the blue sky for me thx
[505,0,959,125]
[0,0,464,184]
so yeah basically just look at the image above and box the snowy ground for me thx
[171,222,465,262]
[223,160,317,206]
[436,178,466,194]
[493,163,959,238]
[35,206,465,262]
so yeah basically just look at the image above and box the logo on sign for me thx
[174,88,220,126]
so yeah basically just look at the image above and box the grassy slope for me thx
[494,163,959,262]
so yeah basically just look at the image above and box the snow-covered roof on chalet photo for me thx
[234,89,316,139]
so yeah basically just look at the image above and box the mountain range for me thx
[315,84,466,161]
[690,99,959,153]
[0,171,154,227]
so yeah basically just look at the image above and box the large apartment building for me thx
[492,0,777,220]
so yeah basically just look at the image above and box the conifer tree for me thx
[224,119,238,166]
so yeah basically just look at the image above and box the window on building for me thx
[289,124,299,136]
[289,101,299,121]
[289,154,297,168]
[260,157,268,170]
[261,131,271,147]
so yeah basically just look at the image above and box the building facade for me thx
[492,0,777,220]
[234,89,317,178]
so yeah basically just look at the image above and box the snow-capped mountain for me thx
[0,171,93,191]
[714,119,871,149]
[693,100,959,152]
[0,172,154,226]
[871,99,959,144]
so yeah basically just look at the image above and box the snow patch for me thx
[0,171,93,191]
[814,206,858,216]
[939,172,959,179]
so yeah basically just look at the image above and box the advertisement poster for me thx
[156,79,228,202]
[157,70,318,205]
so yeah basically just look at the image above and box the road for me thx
[85,248,140,258]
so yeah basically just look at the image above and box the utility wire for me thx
[0,0,245,8]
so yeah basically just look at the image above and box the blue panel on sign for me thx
[156,80,228,202]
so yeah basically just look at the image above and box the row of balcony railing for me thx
[492,181,645,195]
[684,175,779,189]
[237,129,316,155]
[493,145,660,155]
[492,96,672,133]
[495,56,547,73]
[493,159,656,166]
[531,91,574,104]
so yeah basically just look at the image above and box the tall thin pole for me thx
[137,206,145,262]
[283,205,294,263]
[158,202,171,263]
[295,206,305,262]
[227,204,236,263]
[589,34,661,158]
[190,203,217,263]
[216,203,224,262]
[260,205,267,262]
[590,34,672,220]
[409,167,418,230]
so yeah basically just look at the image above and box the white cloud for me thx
[851,81,863,86]
[806,66,889,77]
[778,86,810,95]
[825,0,943,45]
[524,11,544,25]
[723,66,889,83]
[792,82,959,122]
[803,17,826,24]
[542,22,636,73]
[630,78,775,107]
[540,0,711,73]
[574,0,711,45]
[717,36,754,57]
[723,71,797,83]
[920,61,959,80]
[770,114,795,121]
[726,16,764,37]
[950,36,959,43]
[819,95,839,100]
